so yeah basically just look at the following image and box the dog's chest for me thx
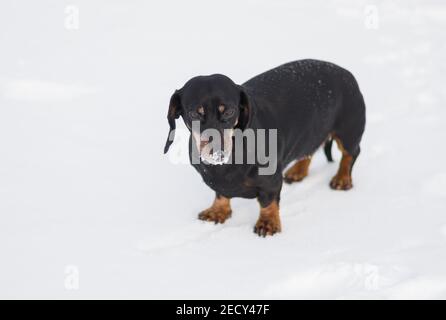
[196,165,257,198]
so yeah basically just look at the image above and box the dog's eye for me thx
[188,110,201,119]
[188,106,205,120]
[221,107,235,119]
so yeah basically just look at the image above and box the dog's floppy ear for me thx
[164,89,183,154]
[237,86,252,130]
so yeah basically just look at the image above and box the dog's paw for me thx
[284,171,307,184]
[198,208,232,224]
[254,216,281,237]
[284,158,311,184]
[330,174,353,190]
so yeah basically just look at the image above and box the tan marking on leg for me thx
[198,195,232,224]
[330,137,353,190]
[254,200,281,237]
[284,156,312,183]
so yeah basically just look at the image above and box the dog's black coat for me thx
[165,60,365,208]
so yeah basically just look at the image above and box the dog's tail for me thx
[324,138,334,162]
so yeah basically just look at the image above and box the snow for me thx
[1,0,445,299]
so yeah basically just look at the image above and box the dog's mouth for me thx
[192,130,233,165]
[200,139,210,150]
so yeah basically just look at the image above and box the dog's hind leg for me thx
[329,137,360,190]
[198,194,232,224]
[330,77,365,190]
[283,156,312,184]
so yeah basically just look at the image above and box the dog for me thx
[164,60,366,237]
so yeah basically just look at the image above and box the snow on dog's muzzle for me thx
[202,149,230,165]
[192,129,233,165]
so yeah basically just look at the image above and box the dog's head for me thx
[163,74,252,164]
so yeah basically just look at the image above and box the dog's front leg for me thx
[198,194,232,224]
[254,189,282,237]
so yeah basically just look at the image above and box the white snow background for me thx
[1,0,446,299]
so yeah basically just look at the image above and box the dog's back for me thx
[242,59,365,165]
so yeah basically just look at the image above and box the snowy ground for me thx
[1,0,446,299]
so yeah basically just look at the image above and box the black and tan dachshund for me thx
[164,60,366,237]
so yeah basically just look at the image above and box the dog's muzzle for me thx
[193,130,233,165]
